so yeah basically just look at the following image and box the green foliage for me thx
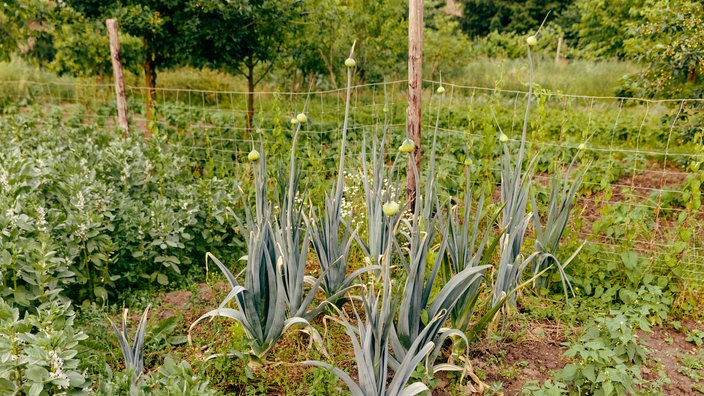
[625,0,704,98]
[288,0,407,86]
[0,0,56,63]
[686,329,704,347]
[423,0,472,79]
[96,356,219,395]
[530,159,587,293]
[461,0,575,37]
[554,309,651,395]
[49,12,143,78]
[0,109,243,302]
[110,305,150,383]
[0,298,90,395]
[574,0,645,59]
[189,0,303,83]
[305,367,345,396]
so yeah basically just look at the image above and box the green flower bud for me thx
[437,85,446,95]
[383,201,400,216]
[296,113,307,123]
[345,58,356,68]
[399,138,415,153]
[464,157,473,167]
[290,117,299,125]
[578,143,586,151]
[248,149,260,161]
[526,35,537,46]
[499,133,509,143]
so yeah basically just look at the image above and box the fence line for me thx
[2,79,703,283]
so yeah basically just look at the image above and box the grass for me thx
[458,57,641,97]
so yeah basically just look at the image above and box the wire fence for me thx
[2,78,703,284]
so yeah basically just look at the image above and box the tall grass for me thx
[458,57,640,97]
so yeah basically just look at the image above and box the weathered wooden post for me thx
[106,18,129,136]
[407,0,423,208]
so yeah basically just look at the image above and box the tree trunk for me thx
[246,56,255,134]
[106,18,129,137]
[407,0,423,210]
[687,66,698,84]
[318,47,338,90]
[143,39,156,138]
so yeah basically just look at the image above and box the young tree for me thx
[424,0,471,79]
[0,0,56,63]
[625,0,704,98]
[189,0,304,132]
[574,0,645,59]
[65,0,197,123]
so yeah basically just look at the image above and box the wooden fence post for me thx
[407,0,423,208]
[106,18,129,136]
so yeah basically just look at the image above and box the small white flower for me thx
[0,169,9,191]
[36,207,47,233]
[75,192,85,213]
[75,224,88,241]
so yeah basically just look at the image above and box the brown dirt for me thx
[459,319,704,396]
[145,284,704,395]
[467,319,569,395]
[576,161,688,231]
[638,322,704,395]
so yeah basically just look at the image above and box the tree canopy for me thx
[461,0,575,37]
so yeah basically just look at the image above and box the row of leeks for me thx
[182,38,588,394]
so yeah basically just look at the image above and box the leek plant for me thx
[110,305,150,383]
[304,289,436,396]
[531,157,588,295]
[440,168,502,332]
[275,111,319,319]
[306,43,377,303]
[304,218,435,396]
[390,96,489,373]
[358,88,403,267]
[190,146,324,358]
[492,30,541,312]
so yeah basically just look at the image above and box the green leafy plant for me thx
[530,157,588,294]
[190,249,324,360]
[110,305,150,383]
[303,286,436,396]
[0,298,90,395]
[686,329,704,347]
[306,44,376,303]
[555,310,651,395]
